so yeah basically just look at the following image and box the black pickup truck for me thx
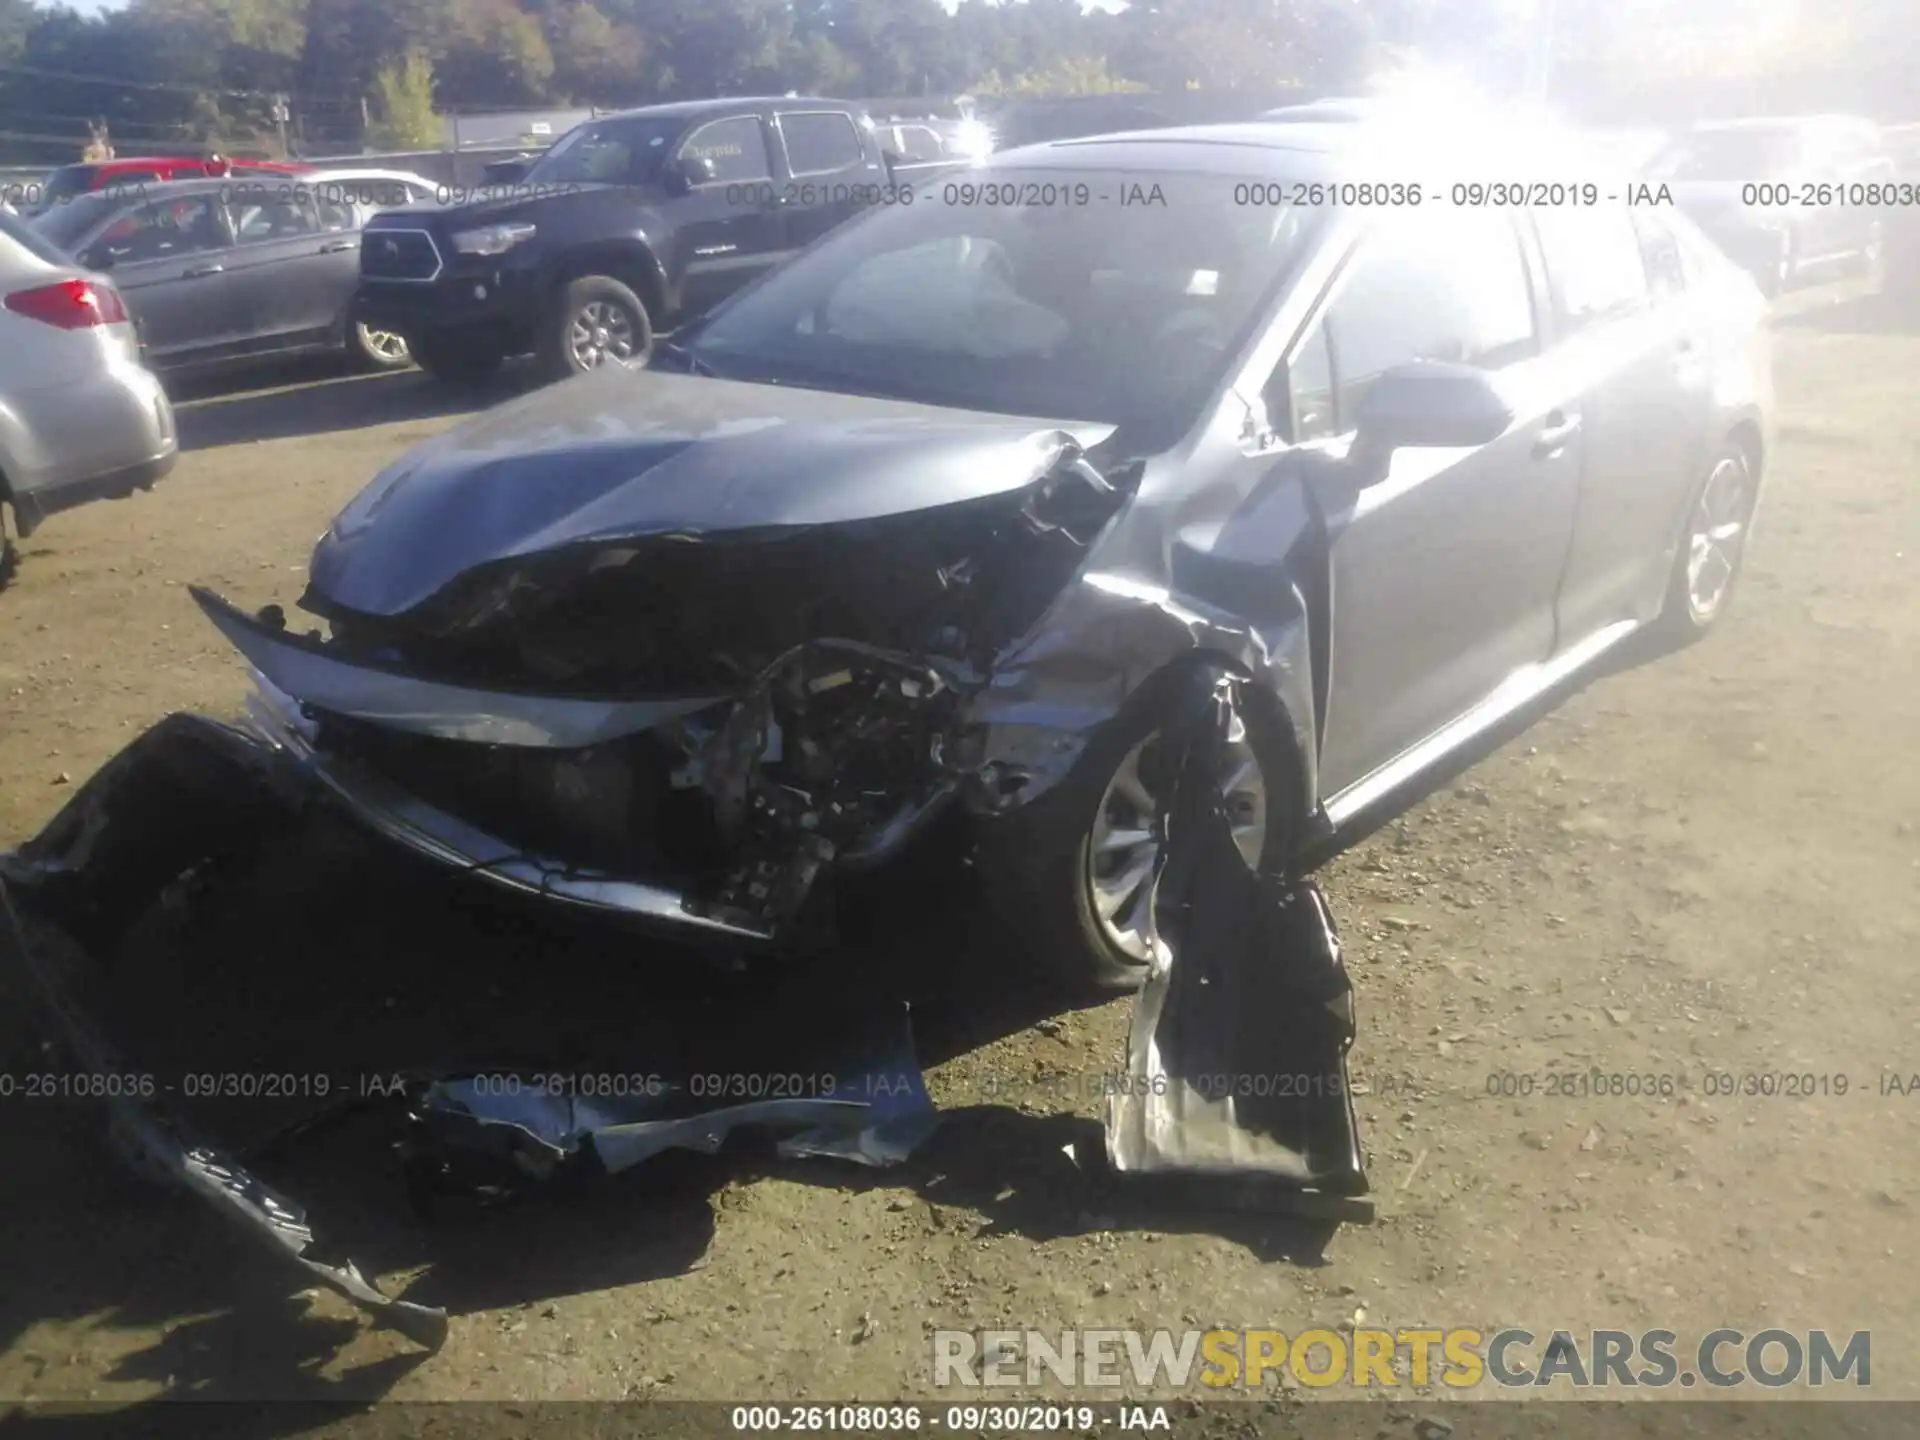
[355,96,962,384]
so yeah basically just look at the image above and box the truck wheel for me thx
[410,334,503,386]
[348,321,412,372]
[540,275,653,381]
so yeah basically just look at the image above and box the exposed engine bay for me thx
[212,435,1134,939]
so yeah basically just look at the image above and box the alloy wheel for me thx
[1085,718,1268,961]
[1685,456,1752,624]
[568,300,640,369]
[355,323,409,363]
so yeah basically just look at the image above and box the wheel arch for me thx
[1098,645,1316,871]
[547,242,666,324]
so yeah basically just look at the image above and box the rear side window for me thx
[89,194,228,264]
[779,111,865,175]
[1533,206,1650,330]
[1307,209,1537,429]
[1632,210,1686,300]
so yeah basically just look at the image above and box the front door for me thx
[1283,208,1586,801]
[671,114,787,319]
[81,192,239,364]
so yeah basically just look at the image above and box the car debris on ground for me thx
[0,671,1373,1348]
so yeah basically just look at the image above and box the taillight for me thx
[4,278,129,329]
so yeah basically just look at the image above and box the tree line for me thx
[0,0,1912,164]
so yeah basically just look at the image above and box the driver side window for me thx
[88,195,226,266]
[677,117,772,186]
[1274,211,1536,442]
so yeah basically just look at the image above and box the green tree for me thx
[366,48,439,149]
[545,0,645,105]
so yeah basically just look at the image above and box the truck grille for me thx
[360,228,442,281]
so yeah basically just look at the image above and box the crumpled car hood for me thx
[309,364,1113,617]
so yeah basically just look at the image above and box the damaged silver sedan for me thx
[15,123,1774,992]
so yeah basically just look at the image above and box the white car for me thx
[295,167,440,212]
[0,207,175,581]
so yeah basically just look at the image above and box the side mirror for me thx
[482,158,530,185]
[1350,361,1512,464]
[82,247,114,271]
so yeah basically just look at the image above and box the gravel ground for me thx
[0,281,1916,1415]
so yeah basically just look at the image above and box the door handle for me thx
[1532,410,1581,457]
[182,263,224,277]
[319,238,357,253]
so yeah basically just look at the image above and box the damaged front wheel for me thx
[975,668,1294,994]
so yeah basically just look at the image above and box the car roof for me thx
[303,167,435,183]
[981,118,1640,181]
[596,96,865,122]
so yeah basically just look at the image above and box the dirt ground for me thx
[0,278,1916,1417]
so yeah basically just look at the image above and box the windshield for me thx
[522,116,688,186]
[30,191,122,251]
[1658,128,1801,180]
[29,165,98,214]
[685,168,1320,448]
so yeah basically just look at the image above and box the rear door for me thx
[78,192,240,363]
[1536,204,1711,638]
[1285,207,1585,800]
[219,187,356,349]
[670,114,787,318]
[769,108,886,250]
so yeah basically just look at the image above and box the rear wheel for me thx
[539,275,653,382]
[1859,219,1886,293]
[1760,227,1795,298]
[410,333,504,386]
[1652,443,1758,647]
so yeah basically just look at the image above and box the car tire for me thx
[539,275,653,382]
[1651,442,1758,649]
[410,334,504,386]
[973,665,1296,996]
[348,321,412,371]
[1859,220,1886,293]
[1760,229,1794,299]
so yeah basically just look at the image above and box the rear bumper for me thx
[1,359,176,536]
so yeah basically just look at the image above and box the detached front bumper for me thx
[0,715,451,1349]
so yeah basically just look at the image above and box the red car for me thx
[22,155,312,214]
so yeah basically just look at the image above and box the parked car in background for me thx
[0,207,174,581]
[30,177,413,373]
[355,97,963,384]
[297,167,441,210]
[1261,98,1381,123]
[1885,123,1920,301]
[18,155,312,216]
[1649,116,1893,295]
[199,121,1774,988]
